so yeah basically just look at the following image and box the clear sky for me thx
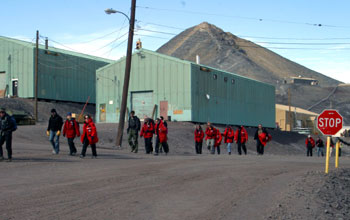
[1,0,349,83]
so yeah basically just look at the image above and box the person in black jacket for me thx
[127,111,141,153]
[46,109,63,154]
[0,108,15,162]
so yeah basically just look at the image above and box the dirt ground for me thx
[1,123,350,220]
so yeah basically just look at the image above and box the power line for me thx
[135,29,350,50]
[137,21,350,41]
[137,6,350,28]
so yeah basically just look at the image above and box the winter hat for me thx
[67,112,72,116]
[51,109,57,113]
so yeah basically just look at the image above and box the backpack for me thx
[10,116,17,132]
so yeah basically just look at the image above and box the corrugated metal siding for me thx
[0,38,34,97]
[37,48,110,103]
[191,63,275,128]
[96,49,192,122]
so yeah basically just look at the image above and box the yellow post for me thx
[325,136,331,174]
[335,140,340,168]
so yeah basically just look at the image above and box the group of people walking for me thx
[3,107,350,161]
[128,111,169,156]
[305,135,350,157]
[194,122,270,155]
[47,109,98,158]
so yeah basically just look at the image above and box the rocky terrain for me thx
[157,22,350,123]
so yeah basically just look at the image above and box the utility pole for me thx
[288,88,292,131]
[115,0,136,147]
[34,30,39,122]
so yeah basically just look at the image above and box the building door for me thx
[12,80,18,97]
[99,104,106,122]
[160,101,168,120]
[131,91,153,119]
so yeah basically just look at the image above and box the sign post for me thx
[316,109,343,174]
[335,141,340,168]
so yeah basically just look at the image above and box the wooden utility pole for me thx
[115,0,136,147]
[288,88,292,131]
[34,30,39,122]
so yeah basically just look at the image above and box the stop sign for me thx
[317,109,343,136]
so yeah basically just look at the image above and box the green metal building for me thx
[0,36,113,103]
[96,49,275,127]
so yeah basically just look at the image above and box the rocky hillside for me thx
[157,22,340,87]
[157,22,350,124]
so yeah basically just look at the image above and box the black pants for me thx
[67,138,77,154]
[81,138,97,157]
[195,141,203,154]
[237,142,247,155]
[307,146,313,157]
[0,133,12,159]
[256,141,264,155]
[144,137,153,154]
[155,140,169,154]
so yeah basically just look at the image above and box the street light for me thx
[105,0,136,148]
[104,8,130,21]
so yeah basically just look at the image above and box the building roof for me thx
[276,104,318,116]
[0,36,114,63]
[98,48,274,87]
[291,76,317,81]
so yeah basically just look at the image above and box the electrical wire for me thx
[137,6,350,28]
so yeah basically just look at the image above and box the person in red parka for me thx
[194,124,204,154]
[213,128,222,155]
[205,122,216,153]
[154,118,169,155]
[223,125,234,155]
[254,124,270,155]
[140,118,154,154]
[305,135,315,157]
[62,112,80,156]
[235,125,248,155]
[80,115,98,158]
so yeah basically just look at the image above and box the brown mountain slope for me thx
[157,22,340,87]
[157,22,350,124]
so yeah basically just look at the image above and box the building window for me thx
[224,77,228,82]
[213,74,217,80]
[231,79,235,84]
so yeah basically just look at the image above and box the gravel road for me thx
[1,124,349,220]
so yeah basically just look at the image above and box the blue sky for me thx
[1,0,349,83]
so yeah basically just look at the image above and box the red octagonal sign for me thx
[317,109,343,136]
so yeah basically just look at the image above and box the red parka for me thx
[305,137,315,148]
[63,119,80,138]
[205,127,216,140]
[234,127,248,144]
[140,122,154,138]
[194,129,204,142]
[214,130,222,147]
[258,132,271,146]
[81,118,99,145]
[156,121,168,143]
[223,127,235,143]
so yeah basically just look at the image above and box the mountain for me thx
[157,22,350,124]
[157,22,340,87]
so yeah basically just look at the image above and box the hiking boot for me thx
[79,155,85,158]
[229,152,231,155]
